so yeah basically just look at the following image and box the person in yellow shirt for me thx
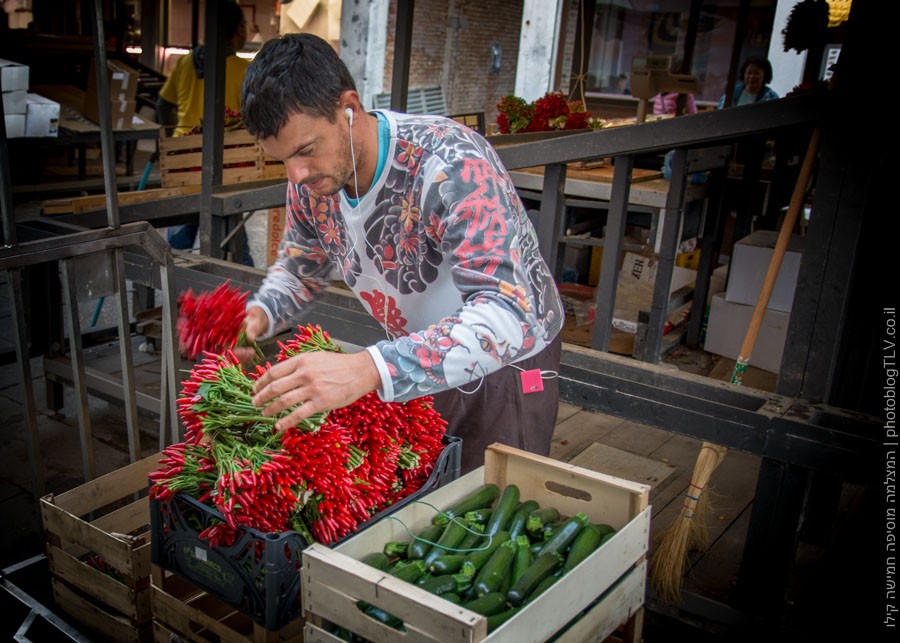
[156,0,252,258]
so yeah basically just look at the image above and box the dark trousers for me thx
[431,333,562,474]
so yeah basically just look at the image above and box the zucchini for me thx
[507,500,540,539]
[362,604,405,631]
[429,554,467,575]
[512,535,532,584]
[460,530,510,576]
[418,574,459,596]
[472,539,517,597]
[360,551,390,570]
[537,512,590,557]
[434,484,500,526]
[526,507,560,537]
[484,484,520,536]
[593,523,615,538]
[464,508,493,525]
[391,559,426,583]
[439,591,462,604]
[456,522,486,554]
[424,517,470,567]
[383,541,408,558]
[506,551,562,606]
[487,606,522,633]
[525,573,559,604]
[408,523,444,560]
[463,591,508,616]
[599,531,616,546]
[561,523,604,574]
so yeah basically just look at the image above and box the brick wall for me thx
[384,0,524,131]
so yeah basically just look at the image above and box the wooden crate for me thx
[42,185,201,215]
[40,453,164,643]
[159,129,265,188]
[151,567,304,643]
[302,443,651,643]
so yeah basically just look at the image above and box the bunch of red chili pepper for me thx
[150,324,447,547]
[177,281,252,359]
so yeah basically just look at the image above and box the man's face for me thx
[258,108,354,197]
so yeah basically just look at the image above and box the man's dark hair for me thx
[740,56,773,85]
[241,34,357,138]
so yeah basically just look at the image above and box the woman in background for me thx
[718,56,779,108]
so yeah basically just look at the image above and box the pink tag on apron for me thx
[520,369,544,394]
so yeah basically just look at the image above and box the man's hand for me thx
[251,349,382,431]
[234,306,269,363]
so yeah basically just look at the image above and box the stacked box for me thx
[151,436,461,632]
[302,443,650,643]
[83,58,139,129]
[1,58,29,138]
[40,453,164,643]
[25,92,60,137]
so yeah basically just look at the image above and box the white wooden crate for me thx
[302,443,650,643]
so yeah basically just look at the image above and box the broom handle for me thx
[731,127,821,385]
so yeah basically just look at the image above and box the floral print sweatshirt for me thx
[250,111,563,402]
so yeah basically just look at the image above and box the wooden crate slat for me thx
[52,453,162,516]
[52,577,150,643]
[47,543,149,619]
[90,495,151,539]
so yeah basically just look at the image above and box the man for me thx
[156,0,250,256]
[240,34,563,472]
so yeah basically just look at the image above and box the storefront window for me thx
[586,0,776,104]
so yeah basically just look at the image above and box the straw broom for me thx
[650,127,821,603]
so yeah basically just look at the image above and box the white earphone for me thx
[345,107,354,126]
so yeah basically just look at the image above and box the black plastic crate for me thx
[150,435,461,631]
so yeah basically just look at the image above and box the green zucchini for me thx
[525,573,559,604]
[593,523,615,538]
[439,591,462,604]
[424,517,470,566]
[362,604,405,631]
[408,523,444,560]
[599,531,616,546]
[391,559,426,583]
[460,530,510,576]
[507,500,540,539]
[360,551,390,570]
[512,535,532,584]
[464,508,493,525]
[456,522,486,554]
[429,554,468,575]
[506,551,563,606]
[487,606,522,633]
[433,484,500,526]
[561,523,604,574]
[526,507,560,537]
[463,591,508,616]
[537,512,590,557]
[484,484,520,536]
[472,539,517,597]
[383,541,408,558]
[418,574,459,595]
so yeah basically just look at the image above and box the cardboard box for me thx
[4,113,25,138]
[83,59,139,127]
[2,89,26,114]
[302,443,650,643]
[725,230,803,312]
[25,93,60,137]
[613,251,696,333]
[704,291,789,373]
[0,58,29,92]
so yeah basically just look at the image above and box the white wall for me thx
[514,0,564,101]
[767,0,808,97]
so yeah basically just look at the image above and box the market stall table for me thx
[11,84,160,182]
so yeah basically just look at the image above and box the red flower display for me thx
[496,91,593,134]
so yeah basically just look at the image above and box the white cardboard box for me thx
[25,93,60,137]
[4,114,25,138]
[704,291,789,373]
[725,230,803,312]
[2,89,26,115]
[613,251,696,333]
[0,58,29,92]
